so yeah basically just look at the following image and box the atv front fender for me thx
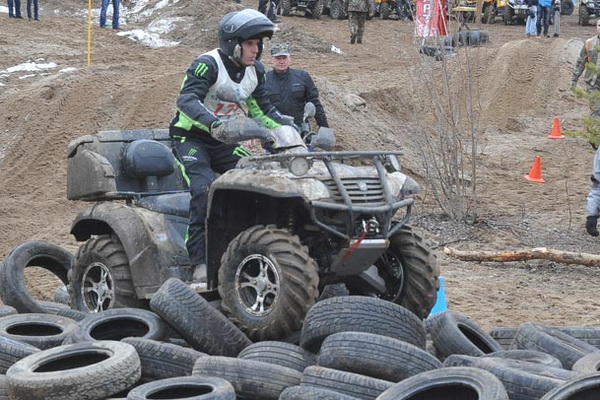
[70,202,188,299]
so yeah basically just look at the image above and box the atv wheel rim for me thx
[81,262,115,313]
[234,254,280,316]
[377,251,405,301]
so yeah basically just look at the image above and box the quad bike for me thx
[450,0,499,23]
[281,0,324,18]
[501,0,529,24]
[65,104,439,342]
[579,0,600,25]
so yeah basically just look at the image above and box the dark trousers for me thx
[536,5,550,35]
[258,0,279,21]
[8,0,22,17]
[27,0,38,19]
[171,129,250,265]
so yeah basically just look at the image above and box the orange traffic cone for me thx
[547,117,565,140]
[524,156,546,183]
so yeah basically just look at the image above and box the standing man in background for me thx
[258,0,280,22]
[7,0,23,18]
[536,0,551,37]
[265,43,329,132]
[27,0,38,20]
[344,0,374,44]
[100,0,120,29]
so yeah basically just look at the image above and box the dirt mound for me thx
[2,0,600,329]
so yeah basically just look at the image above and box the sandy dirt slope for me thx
[2,0,600,331]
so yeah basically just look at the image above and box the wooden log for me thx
[443,246,600,267]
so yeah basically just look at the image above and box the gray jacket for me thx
[573,35,600,88]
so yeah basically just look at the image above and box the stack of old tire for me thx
[2,242,600,398]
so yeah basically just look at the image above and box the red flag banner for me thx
[415,0,447,37]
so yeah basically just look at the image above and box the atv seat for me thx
[122,139,177,193]
[135,192,191,218]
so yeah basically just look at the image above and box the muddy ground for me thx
[2,0,600,332]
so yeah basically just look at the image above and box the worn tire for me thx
[579,5,589,25]
[69,234,146,313]
[0,313,78,350]
[571,351,600,373]
[444,356,569,400]
[280,385,360,399]
[6,340,141,400]
[301,366,393,399]
[127,376,236,400]
[444,354,577,381]
[365,225,439,319]
[540,373,600,399]
[64,308,167,344]
[317,331,442,382]
[380,1,390,19]
[430,310,504,359]
[300,296,426,352]
[482,349,563,368]
[0,336,40,374]
[193,356,302,400]
[237,341,314,372]
[511,322,599,369]
[377,366,509,400]
[0,240,72,314]
[219,225,319,342]
[150,278,251,357]
[123,337,205,380]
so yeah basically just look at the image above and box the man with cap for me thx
[265,43,329,132]
[169,9,290,282]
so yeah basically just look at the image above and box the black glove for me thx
[586,215,599,236]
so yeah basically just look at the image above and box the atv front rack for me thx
[247,151,412,241]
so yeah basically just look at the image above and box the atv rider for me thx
[169,9,290,282]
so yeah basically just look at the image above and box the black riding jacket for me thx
[265,67,329,128]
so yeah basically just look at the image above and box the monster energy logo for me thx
[188,148,198,156]
[194,63,208,77]
[233,146,251,157]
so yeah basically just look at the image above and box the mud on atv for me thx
[66,107,439,342]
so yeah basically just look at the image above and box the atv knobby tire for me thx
[329,0,346,19]
[380,1,390,19]
[310,0,324,18]
[579,5,590,25]
[370,225,439,319]
[69,234,146,313]
[282,0,292,16]
[219,225,319,342]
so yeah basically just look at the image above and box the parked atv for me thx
[502,0,529,24]
[281,0,324,18]
[579,0,600,25]
[66,105,439,342]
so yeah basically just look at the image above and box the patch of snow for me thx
[60,67,78,73]
[331,45,345,55]
[1,61,57,74]
[117,29,179,48]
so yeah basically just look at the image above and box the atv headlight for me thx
[289,157,312,176]
[388,172,421,197]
